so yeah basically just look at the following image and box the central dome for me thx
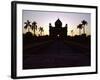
[55,19,62,27]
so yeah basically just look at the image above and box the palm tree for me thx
[39,27,44,36]
[24,20,31,32]
[31,21,37,36]
[81,20,88,34]
[77,24,83,35]
[71,30,74,37]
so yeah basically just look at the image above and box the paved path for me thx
[23,40,90,69]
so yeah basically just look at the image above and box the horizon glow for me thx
[22,10,91,36]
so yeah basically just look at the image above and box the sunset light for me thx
[22,10,91,36]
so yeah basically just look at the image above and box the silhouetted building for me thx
[49,19,67,38]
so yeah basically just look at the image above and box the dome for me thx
[55,19,62,27]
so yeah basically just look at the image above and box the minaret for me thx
[49,23,52,36]
[65,24,68,36]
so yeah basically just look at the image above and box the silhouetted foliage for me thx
[24,20,31,32]
[39,27,44,36]
[23,19,90,46]
[31,21,37,36]
[81,20,88,34]
[71,30,74,36]
[77,24,83,35]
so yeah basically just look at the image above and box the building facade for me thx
[49,19,67,38]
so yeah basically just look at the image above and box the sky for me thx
[22,10,91,36]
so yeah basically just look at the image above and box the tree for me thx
[24,20,31,32]
[77,24,83,35]
[39,27,44,36]
[31,21,37,36]
[71,30,74,37]
[81,20,88,34]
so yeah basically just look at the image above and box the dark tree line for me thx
[77,20,88,35]
[24,19,88,37]
[24,20,44,36]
